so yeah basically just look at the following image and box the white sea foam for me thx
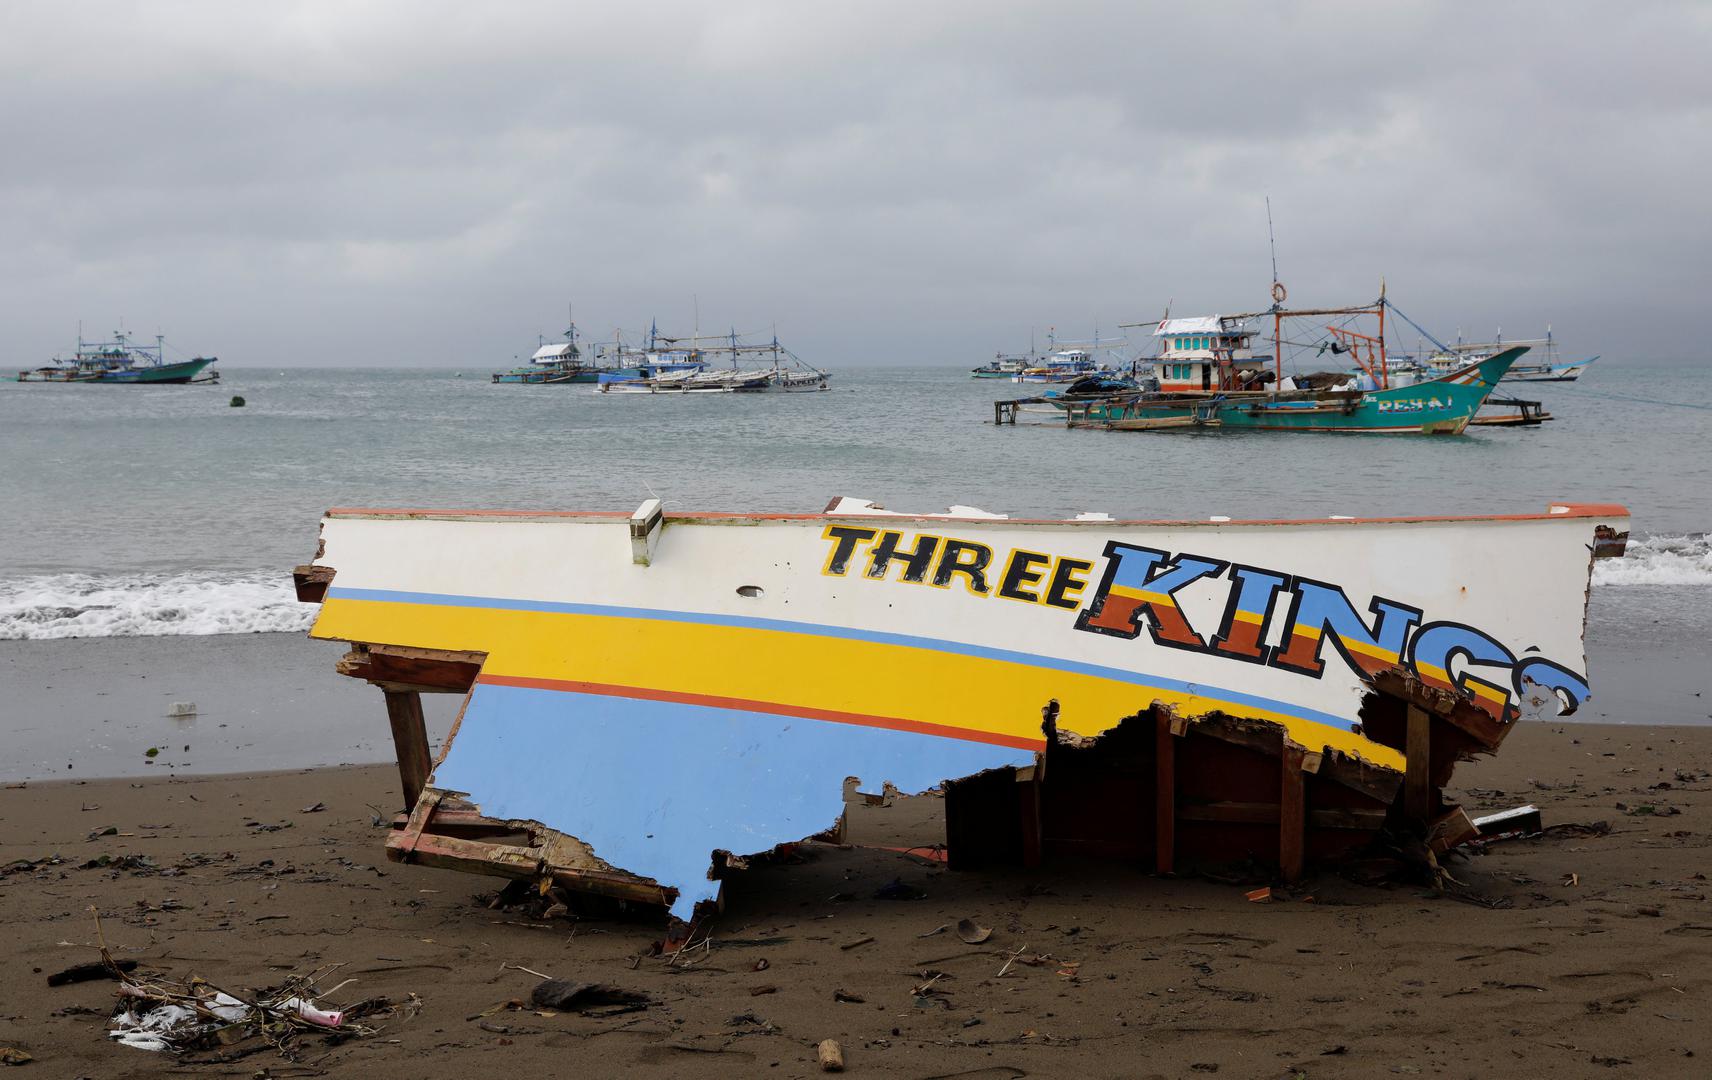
[0,572,314,640]
[1592,533,1712,587]
[0,534,1704,641]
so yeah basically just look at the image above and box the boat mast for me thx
[1376,278,1388,389]
[1267,197,1283,384]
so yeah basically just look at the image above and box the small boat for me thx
[970,355,1031,379]
[1013,348,1101,383]
[1012,329,1131,383]
[17,330,217,384]
[296,496,1627,921]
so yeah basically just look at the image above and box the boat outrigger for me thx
[16,329,218,384]
[294,497,1627,922]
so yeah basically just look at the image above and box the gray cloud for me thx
[1,1,1705,366]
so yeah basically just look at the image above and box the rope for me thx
[1550,384,1712,411]
[1381,299,1456,355]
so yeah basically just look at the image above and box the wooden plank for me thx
[339,644,485,693]
[1404,704,1432,822]
[1370,669,1508,751]
[1017,763,1042,869]
[386,829,672,906]
[1178,801,1276,825]
[1172,803,1387,831]
[1279,745,1307,883]
[1308,807,1389,830]
[1428,806,1479,854]
[383,689,433,808]
[395,789,444,857]
[292,564,335,603]
[1186,712,1284,759]
[1154,707,1175,875]
[1317,749,1404,805]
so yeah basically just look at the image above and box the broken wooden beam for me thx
[1154,706,1176,875]
[382,689,433,808]
[1404,703,1432,823]
[338,644,484,694]
[1279,744,1307,882]
[292,563,335,603]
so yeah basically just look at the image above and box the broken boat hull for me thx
[299,498,1627,918]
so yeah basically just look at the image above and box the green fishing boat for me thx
[1006,288,1523,435]
[17,330,217,384]
[1066,349,1522,434]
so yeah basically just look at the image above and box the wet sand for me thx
[2,721,1709,1078]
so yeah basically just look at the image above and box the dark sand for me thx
[3,722,1710,1078]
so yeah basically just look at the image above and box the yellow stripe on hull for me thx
[314,597,1402,770]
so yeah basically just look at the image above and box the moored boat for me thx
[970,355,1030,378]
[1006,290,1522,435]
[492,321,601,384]
[1068,349,1521,434]
[1388,328,1596,385]
[17,330,217,384]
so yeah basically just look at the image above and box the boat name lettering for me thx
[1375,397,1447,414]
[818,526,1590,719]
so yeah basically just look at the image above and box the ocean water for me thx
[1,362,1707,723]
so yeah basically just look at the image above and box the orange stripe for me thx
[325,504,1628,527]
[475,673,1046,752]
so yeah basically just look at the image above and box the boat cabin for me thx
[1151,316,1267,393]
[530,341,582,365]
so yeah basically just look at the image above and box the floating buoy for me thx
[230,395,245,407]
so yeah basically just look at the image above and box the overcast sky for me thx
[2,1,1705,367]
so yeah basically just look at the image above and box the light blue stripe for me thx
[437,683,1036,919]
[326,586,1355,733]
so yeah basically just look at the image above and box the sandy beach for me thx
[3,720,1707,1078]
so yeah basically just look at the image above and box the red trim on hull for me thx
[474,673,1048,752]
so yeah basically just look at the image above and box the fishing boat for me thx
[1451,330,1596,383]
[492,317,605,384]
[1013,348,1101,383]
[294,497,1627,921]
[16,330,217,384]
[970,355,1030,379]
[1066,349,1521,434]
[1006,291,1523,434]
[594,325,828,394]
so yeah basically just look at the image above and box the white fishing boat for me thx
[1388,328,1596,384]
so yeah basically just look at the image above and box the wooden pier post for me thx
[383,689,433,808]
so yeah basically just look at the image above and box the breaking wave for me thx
[0,534,1703,641]
[0,571,314,640]
[1592,533,1712,587]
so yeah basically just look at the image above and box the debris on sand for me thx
[69,909,416,1059]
